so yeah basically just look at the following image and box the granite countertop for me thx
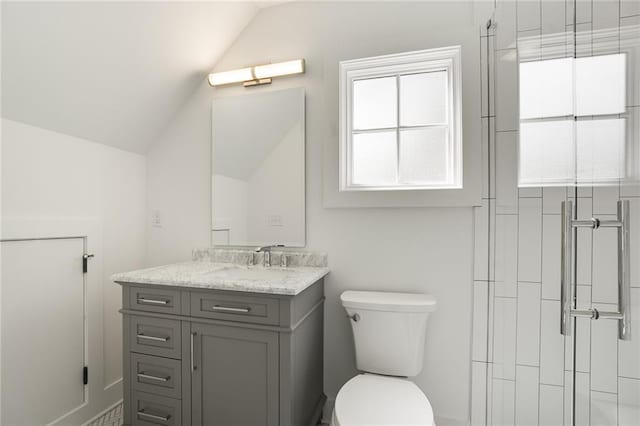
[112,257,329,296]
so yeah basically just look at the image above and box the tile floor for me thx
[88,403,123,426]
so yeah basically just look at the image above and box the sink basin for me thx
[208,266,301,281]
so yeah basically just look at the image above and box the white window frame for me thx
[339,46,463,192]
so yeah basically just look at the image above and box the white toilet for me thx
[331,290,437,426]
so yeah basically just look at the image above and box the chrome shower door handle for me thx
[618,200,631,340]
[560,200,631,341]
[560,200,573,337]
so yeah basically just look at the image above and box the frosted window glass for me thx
[400,71,447,126]
[351,131,397,185]
[576,54,626,116]
[519,120,575,186]
[399,127,449,183]
[519,58,574,119]
[576,119,626,182]
[352,77,397,130]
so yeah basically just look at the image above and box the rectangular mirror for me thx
[211,88,305,247]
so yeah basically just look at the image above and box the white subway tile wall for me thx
[493,297,518,380]
[516,283,541,367]
[472,0,640,424]
[491,378,516,426]
[472,361,489,426]
[539,384,564,425]
[619,377,640,426]
[474,281,490,362]
[515,365,539,426]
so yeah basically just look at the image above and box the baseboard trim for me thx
[320,396,335,425]
[308,393,328,426]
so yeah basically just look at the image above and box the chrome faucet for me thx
[255,245,284,267]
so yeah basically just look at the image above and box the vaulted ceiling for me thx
[1,1,265,154]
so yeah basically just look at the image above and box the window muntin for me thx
[339,47,463,191]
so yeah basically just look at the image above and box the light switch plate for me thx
[151,210,162,228]
[267,215,283,227]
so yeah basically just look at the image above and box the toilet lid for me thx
[334,374,435,426]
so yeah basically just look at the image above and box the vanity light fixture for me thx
[208,59,305,87]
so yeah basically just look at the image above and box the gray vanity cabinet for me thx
[119,280,325,426]
[191,323,279,426]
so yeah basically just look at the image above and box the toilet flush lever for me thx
[347,313,360,322]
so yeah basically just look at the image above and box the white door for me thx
[1,238,86,426]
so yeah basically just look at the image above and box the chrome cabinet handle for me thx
[212,305,251,313]
[137,372,170,382]
[191,332,197,372]
[137,298,169,305]
[137,410,170,422]
[137,334,169,342]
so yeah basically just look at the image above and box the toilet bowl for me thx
[331,291,437,426]
[331,374,434,426]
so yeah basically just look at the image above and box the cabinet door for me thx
[191,323,279,426]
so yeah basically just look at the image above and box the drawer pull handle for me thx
[191,332,197,372]
[137,334,169,342]
[137,298,170,305]
[137,372,170,382]
[212,305,251,313]
[137,410,170,422]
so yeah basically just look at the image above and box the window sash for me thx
[347,71,454,189]
[339,46,463,191]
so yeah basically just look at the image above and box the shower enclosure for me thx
[473,0,640,424]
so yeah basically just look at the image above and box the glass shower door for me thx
[514,2,640,425]
[480,1,640,425]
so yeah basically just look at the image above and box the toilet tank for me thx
[341,291,437,377]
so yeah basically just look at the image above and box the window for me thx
[339,46,463,191]
[518,53,628,187]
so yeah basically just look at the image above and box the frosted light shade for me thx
[253,59,305,79]
[575,54,626,116]
[399,127,449,183]
[352,77,397,130]
[400,71,448,126]
[576,119,626,182]
[519,57,574,119]
[208,68,253,86]
[519,120,575,186]
[352,131,397,185]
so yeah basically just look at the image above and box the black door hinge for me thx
[83,366,88,385]
[83,254,94,273]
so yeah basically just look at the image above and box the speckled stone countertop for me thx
[112,249,329,296]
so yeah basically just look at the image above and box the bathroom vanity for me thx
[113,249,328,426]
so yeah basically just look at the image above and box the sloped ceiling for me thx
[1,1,260,154]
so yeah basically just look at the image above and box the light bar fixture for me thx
[208,59,305,87]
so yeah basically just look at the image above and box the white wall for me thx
[1,118,146,414]
[147,2,494,423]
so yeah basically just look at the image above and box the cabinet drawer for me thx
[190,292,280,326]
[130,287,181,315]
[131,353,181,399]
[130,316,181,359]
[133,391,181,426]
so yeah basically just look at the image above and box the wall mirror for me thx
[211,87,305,247]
